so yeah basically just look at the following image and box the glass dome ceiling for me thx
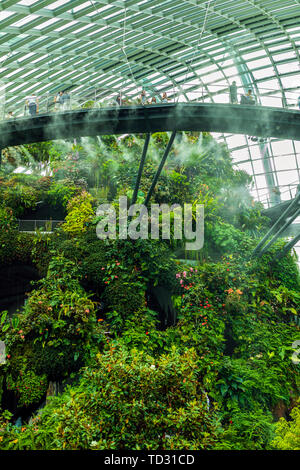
[0,0,300,208]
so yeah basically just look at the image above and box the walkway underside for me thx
[1,103,300,149]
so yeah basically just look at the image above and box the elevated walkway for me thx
[1,103,300,150]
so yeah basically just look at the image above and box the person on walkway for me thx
[25,94,39,116]
[116,93,122,106]
[62,91,71,110]
[241,89,255,105]
[150,96,157,104]
[140,90,147,105]
[297,95,300,110]
[7,111,14,119]
[54,91,64,111]
[161,92,169,103]
[229,81,238,104]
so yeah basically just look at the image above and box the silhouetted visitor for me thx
[272,187,281,204]
[241,89,255,105]
[54,91,64,111]
[62,91,71,110]
[161,92,169,103]
[7,111,13,119]
[140,90,147,105]
[25,94,39,116]
[116,93,122,106]
[150,96,157,104]
[229,81,238,104]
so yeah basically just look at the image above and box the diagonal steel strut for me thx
[143,130,176,207]
[131,133,150,206]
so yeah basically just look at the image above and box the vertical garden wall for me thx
[0,132,299,450]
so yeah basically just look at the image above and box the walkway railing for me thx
[1,83,299,121]
[18,219,64,232]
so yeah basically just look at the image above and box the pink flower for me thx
[180,279,183,284]
[190,267,193,272]
[85,309,90,313]
[183,271,187,278]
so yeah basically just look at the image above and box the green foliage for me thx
[215,406,275,450]
[63,191,94,237]
[1,182,39,217]
[250,239,300,292]
[215,356,291,411]
[0,207,18,265]
[0,206,17,232]
[207,221,254,257]
[272,401,300,450]
[1,255,100,383]
[6,365,48,408]
[46,180,79,210]
[21,142,53,163]
[0,346,218,450]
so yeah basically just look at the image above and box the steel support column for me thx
[144,130,176,206]
[274,232,300,261]
[131,133,150,206]
[252,192,300,256]
[257,206,300,257]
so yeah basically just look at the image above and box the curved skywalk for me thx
[1,103,300,148]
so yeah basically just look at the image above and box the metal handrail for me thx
[18,219,64,232]
[1,84,299,121]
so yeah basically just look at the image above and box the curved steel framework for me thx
[0,0,300,210]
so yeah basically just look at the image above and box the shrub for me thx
[272,401,300,450]
[214,406,275,450]
[0,346,219,450]
[1,184,39,217]
[46,180,79,210]
[6,366,48,408]
[63,191,94,237]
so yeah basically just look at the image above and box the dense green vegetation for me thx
[0,132,299,450]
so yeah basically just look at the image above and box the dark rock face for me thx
[0,264,40,316]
